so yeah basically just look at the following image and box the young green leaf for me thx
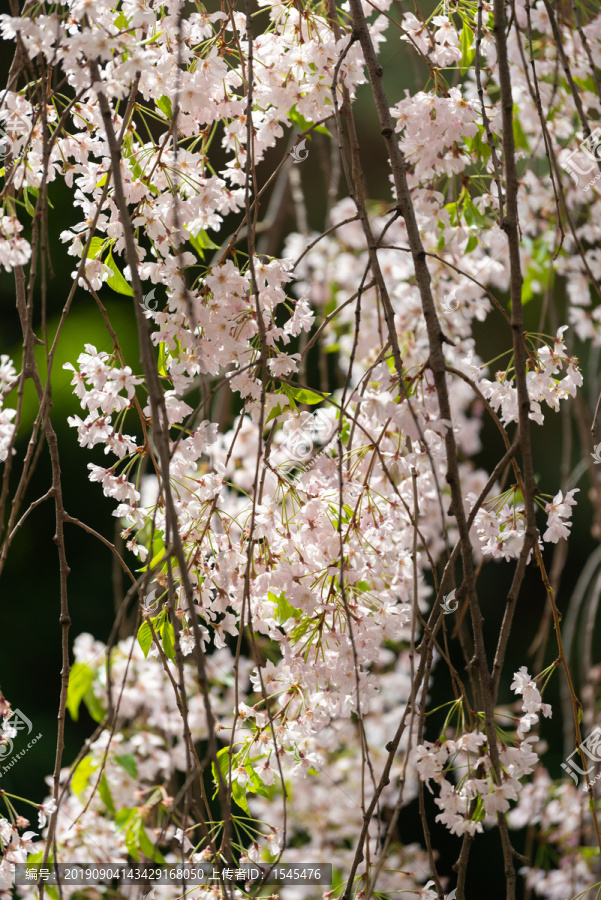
[270,591,302,625]
[105,251,134,296]
[156,95,172,118]
[135,819,165,863]
[137,621,153,658]
[212,746,236,798]
[161,619,175,660]
[188,230,220,258]
[125,826,140,862]
[23,187,36,217]
[99,774,116,815]
[246,762,272,799]
[265,402,286,425]
[231,779,250,813]
[285,386,329,405]
[83,688,105,724]
[465,234,479,253]
[289,106,331,136]
[72,755,99,797]
[459,21,475,75]
[86,236,106,260]
[158,341,168,377]
[512,106,530,152]
[115,754,138,779]
[115,807,137,830]
[67,663,94,721]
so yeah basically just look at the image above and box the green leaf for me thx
[471,795,486,823]
[188,230,220,259]
[270,591,302,625]
[445,200,460,227]
[210,750,259,812]
[265,402,286,425]
[67,663,95,721]
[23,187,36,217]
[99,774,116,815]
[289,106,331,137]
[156,95,172,118]
[95,173,108,188]
[138,532,166,573]
[115,807,137,829]
[161,619,175,660]
[463,196,487,229]
[468,126,492,165]
[125,826,140,861]
[246,762,272,799]
[86,236,106,260]
[83,688,105,724]
[137,621,154,658]
[140,30,164,46]
[285,386,329,405]
[115,754,138,779]
[465,234,479,253]
[105,251,134,296]
[158,341,168,377]
[114,11,129,28]
[340,417,350,446]
[231,779,250,813]
[212,746,235,798]
[72,755,99,797]
[148,541,167,571]
[135,819,165,863]
[290,618,312,644]
[512,106,530,152]
[123,138,145,182]
[191,229,219,251]
[520,235,552,305]
[459,21,475,75]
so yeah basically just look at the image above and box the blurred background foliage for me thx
[0,3,599,894]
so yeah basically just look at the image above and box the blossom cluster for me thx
[0,355,16,463]
[413,668,550,837]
